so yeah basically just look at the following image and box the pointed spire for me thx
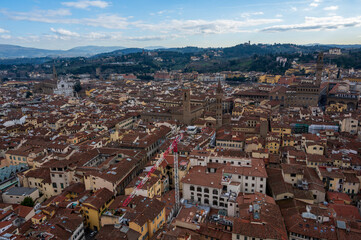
[217,79,223,94]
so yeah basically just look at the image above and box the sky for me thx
[0,0,361,49]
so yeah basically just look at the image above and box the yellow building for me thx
[21,168,56,198]
[157,155,190,190]
[282,136,295,147]
[266,140,280,154]
[31,213,47,224]
[6,146,44,167]
[304,143,324,155]
[343,172,360,195]
[306,154,330,168]
[258,75,281,84]
[83,159,137,195]
[101,195,166,240]
[333,156,351,169]
[271,123,291,137]
[81,188,114,231]
[125,172,162,198]
[344,77,361,83]
[326,103,347,113]
[316,167,344,192]
[86,88,96,96]
[281,164,304,187]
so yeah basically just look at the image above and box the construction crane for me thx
[122,134,183,207]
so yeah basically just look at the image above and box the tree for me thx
[21,197,35,207]
[25,91,32,98]
[73,80,82,93]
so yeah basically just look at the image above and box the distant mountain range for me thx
[0,43,361,60]
[305,43,361,49]
[0,45,126,59]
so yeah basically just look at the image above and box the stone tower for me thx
[53,63,58,83]
[216,79,223,128]
[315,52,324,87]
[183,87,192,125]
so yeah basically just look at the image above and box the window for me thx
[52,183,57,188]
[197,187,202,192]
[190,186,195,191]
[213,189,218,195]
[204,188,209,193]
[60,183,64,189]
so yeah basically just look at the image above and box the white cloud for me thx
[240,11,264,18]
[1,9,72,23]
[309,0,322,7]
[324,6,338,11]
[46,9,72,16]
[138,18,283,35]
[83,14,130,29]
[62,0,109,9]
[2,10,130,29]
[0,28,9,33]
[127,36,166,41]
[50,28,79,37]
[3,7,282,35]
[262,15,361,32]
[150,10,174,16]
[0,35,11,39]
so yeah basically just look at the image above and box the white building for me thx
[54,77,75,97]
[182,158,267,210]
[329,48,342,55]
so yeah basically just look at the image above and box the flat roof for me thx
[3,187,37,196]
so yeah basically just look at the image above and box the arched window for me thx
[190,185,195,191]
[204,199,209,204]
[213,189,218,195]
[213,200,218,206]
[197,187,202,192]
[204,188,209,193]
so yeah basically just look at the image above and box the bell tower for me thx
[53,63,58,83]
[216,80,223,128]
[183,87,191,125]
[315,52,324,87]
